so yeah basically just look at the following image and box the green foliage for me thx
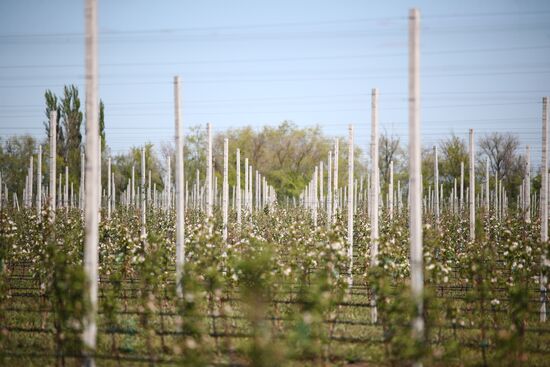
[0,135,37,195]
[99,100,106,154]
[0,189,549,366]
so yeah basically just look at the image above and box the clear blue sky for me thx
[0,0,549,166]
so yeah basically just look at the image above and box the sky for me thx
[0,0,549,167]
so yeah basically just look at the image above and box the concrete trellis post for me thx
[434,146,439,223]
[195,169,200,211]
[409,7,424,347]
[397,180,402,212]
[540,96,548,322]
[174,76,185,297]
[236,149,241,226]
[64,166,69,210]
[370,88,379,322]
[494,173,499,217]
[141,147,146,238]
[131,165,135,208]
[185,180,189,212]
[223,138,229,241]
[460,161,464,211]
[244,158,249,213]
[389,161,394,220]
[28,156,33,209]
[248,164,254,214]
[126,180,130,208]
[347,125,354,287]
[167,157,171,210]
[82,0,99,361]
[313,166,318,227]
[370,88,380,270]
[333,139,339,224]
[525,146,531,223]
[327,151,332,226]
[485,157,490,212]
[469,129,475,242]
[80,152,85,209]
[49,111,57,217]
[58,173,62,209]
[112,172,115,211]
[255,171,259,211]
[319,161,324,213]
[206,123,213,219]
[107,158,111,219]
[148,170,151,205]
[23,176,27,208]
[37,145,42,215]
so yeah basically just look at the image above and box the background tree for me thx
[478,132,525,200]
[60,85,83,184]
[379,133,402,183]
[43,89,64,170]
[439,134,469,191]
[112,143,163,198]
[161,122,365,200]
[0,135,37,196]
[218,121,365,199]
[99,100,106,154]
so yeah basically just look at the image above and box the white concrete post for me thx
[327,151,332,226]
[485,157,490,212]
[244,158,249,213]
[434,146,439,223]
[389,161,394,220]
[347,125,354,286]
[167,157,171,210]
[82,0,99,360]
[541,96,548,322]
[249,165,253,214]
[65,166,69,210]
[469,129,475,242]
[174,76,185,297]
[107,157,111,219]
[148,170,151,205]
[236,149,241,226]
[28,156,33,208]
[206,123,213,219]
[371,88,380,269]
[460,161,464,211]
[131,165,135,207]
[141,147,146,238]
[37,145,42,215]
[333,139,339,224]
[111,172,115,211]
[80,151,85,210]
[49,111,57,217]
[223,138,229,241]
[313,166,318,226]
[319,161,324,213]
[409,8,424,347]
[525,145,531,223]
[370,88,380,322]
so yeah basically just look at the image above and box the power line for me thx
[1,10,548,40]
